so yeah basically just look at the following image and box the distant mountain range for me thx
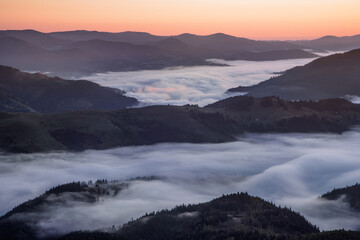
[3,30,352,76]
[228,49,360,100]
[293,35,360,51]
[0,65,137,113]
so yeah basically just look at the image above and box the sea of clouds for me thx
[4,53,358,236]
[1,129,360,235]
[80,58,316,106]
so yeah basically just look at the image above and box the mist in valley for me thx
[80,58,316,106]
[2,129,360,235]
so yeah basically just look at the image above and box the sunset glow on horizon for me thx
[1,0,360,40]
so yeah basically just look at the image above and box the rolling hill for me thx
[322,183,360,211]
[2,182,360,240]
[228,49,360,100]
[0,188,319,240]
[0,65,137,113]
[0,29,70,49]
[294,34,360,51]
[1,95,359,153]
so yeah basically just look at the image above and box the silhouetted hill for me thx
[3,182,360,240]
[0,30,70,49]
[0,65,137,113]
[45,30,360,52]
[49,30,165,43]
[175,33,303,54]
[113,193,318,240]
[0,179,138,221]
[228,49,360,100]
[0,179,137,240]
[0,36,107,76]
[322,183,360,211]
[116,31,165,43]
[152,37,221,58]
[1,96,360,153]
[152,38,317,60]
[49,30,123,42]
[294,34,360,51]
[0,190,319,240]
[67,39,168,60]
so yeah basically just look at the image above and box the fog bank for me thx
[81,58,315,106]
[2,128,360,234]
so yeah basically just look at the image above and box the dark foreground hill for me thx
[1,96,360,153]
[112,193,318,240]
[228,49,360,100]
[0,184,319,240]
[2,182,360,240]
[0,65,137,113]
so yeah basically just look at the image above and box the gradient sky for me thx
[1,0,359,40]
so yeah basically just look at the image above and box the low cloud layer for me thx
[81,58,315,106]
[2,128,360,235]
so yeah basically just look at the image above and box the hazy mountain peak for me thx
[207,32,238,39]
[0,29,69,49]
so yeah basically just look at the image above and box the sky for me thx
[0,0,359,40]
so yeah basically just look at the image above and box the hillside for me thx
[0,87,35,112]
[2,183,360,240]
[0,191,319,240]
[0,65,137,113]
[0,179,151,240]
[174,33,303,54]
[1,96,360,153]
[63,39,216,70]
[0,30,70,49]
[294,34,360,51]
[322,183,360,211]
[49,30,165,43]
[228,49,360,100]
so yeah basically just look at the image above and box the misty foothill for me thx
[2,28,360,240]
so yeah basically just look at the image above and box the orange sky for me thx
[0,0,359,40]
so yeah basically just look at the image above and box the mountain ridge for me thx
[0,30,323,77]
[1,95,360,153]
[0,65,137,113]
[228,49,360,100]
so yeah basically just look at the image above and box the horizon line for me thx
[1,28,360,41]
